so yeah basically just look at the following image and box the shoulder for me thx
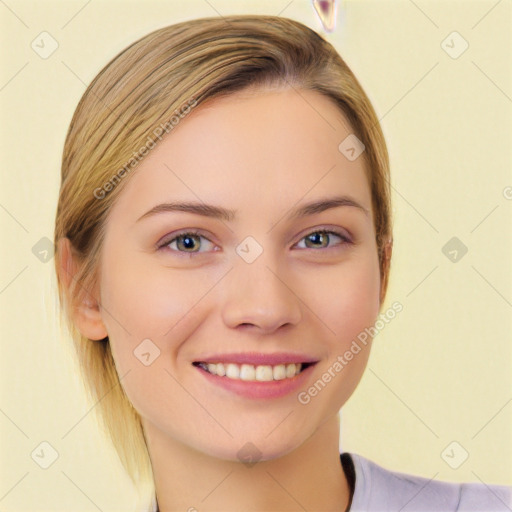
[344,452,512,511]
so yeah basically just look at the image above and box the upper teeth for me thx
[199,362,302,381]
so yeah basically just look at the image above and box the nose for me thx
[221,258,303,334]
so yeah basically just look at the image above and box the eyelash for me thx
[156,228,353,255]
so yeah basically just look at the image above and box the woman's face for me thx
[96,87,381,460]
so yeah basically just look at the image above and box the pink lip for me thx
[193,351,320,365]
[194,362,317,400]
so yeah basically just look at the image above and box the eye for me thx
[294,229,352,250]
[157,227,352,255]
[157,230,216,254]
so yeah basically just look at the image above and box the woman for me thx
[54,14,511,511]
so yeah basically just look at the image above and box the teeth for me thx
[199,362,304,381]
[216,362,226,377]
[240,364,256,380]
[273,364,286,380]
[255,365,273,381]
[226,363,240,379]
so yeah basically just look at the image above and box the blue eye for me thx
[157,228,352,255]
[158,230,215,254]
[295,229,351,250]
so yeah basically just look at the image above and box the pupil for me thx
[181,235,197,251]
[309,233,325,247]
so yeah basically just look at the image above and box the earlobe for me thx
[75,293,109,341]
[57,238,108,341]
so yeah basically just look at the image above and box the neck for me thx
[144,414,351,512]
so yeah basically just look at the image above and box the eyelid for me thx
[155,228,215,251]
[156,225,354,253]
[292,225,353,246]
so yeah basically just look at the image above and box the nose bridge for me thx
[220,243,302,332]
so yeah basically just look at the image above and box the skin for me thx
[65,87,385,511]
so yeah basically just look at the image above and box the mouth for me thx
[192,361,317,382]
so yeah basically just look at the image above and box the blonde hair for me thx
[54,13,392,506]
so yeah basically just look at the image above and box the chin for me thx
[197,435,301,464]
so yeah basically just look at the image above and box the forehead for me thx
[109,88,371,224]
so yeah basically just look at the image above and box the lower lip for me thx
[194,363,317,400]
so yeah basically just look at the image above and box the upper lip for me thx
[193,352,320,366]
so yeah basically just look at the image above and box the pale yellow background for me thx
[1,0,510,510]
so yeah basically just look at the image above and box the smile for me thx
[193,361,314,382]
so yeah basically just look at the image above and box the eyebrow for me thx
[136,195,370,223]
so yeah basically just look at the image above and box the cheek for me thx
[300,251,381,346]
[98,250,220,363]
[97,254,211,418]
[297,251,380,405]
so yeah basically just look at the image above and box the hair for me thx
[53,13,393,508]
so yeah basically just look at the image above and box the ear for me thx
[379,238,393,305]
[57,238,108,341]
